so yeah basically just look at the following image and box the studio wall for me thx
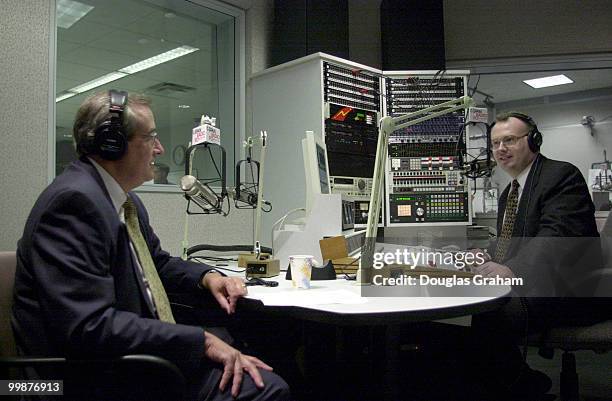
[492,90,612,194]
[0,0,50,251]
[444,0,612,64]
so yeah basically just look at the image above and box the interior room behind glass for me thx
[55,0,237,188]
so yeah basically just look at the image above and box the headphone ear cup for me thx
[527,129,543,152]
[79,131,96,156]
[94,120,127,160]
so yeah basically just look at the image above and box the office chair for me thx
[0,251,186,400]
[528,220,612,401]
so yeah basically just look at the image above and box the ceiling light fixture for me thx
[56,0,94,29]
[118,45,198,74]
[56,46,199,102]
[55,92,78,102]
[523,74,573,89]
[70,72,128,94]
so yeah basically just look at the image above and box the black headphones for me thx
[490,112,543,153]
[89,89,129,160]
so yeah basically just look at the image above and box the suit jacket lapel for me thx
[497,185,509,234]
[514,154,543,239]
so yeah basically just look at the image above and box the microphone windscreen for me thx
[180,175,197,194]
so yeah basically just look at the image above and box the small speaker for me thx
[272,0,349,66]
[380,0,445,70]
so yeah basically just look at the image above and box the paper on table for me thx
[252,289,368,307]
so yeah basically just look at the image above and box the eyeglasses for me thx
[140,130,159,143]
[490,133,528,150]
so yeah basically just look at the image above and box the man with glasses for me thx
[467,112,605,399]
[475,112,600,291]
[13,90,289,401]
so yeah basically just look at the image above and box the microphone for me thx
[180,175,223,213]
[230,187,272,208]
[462,159,496,176]
[231,187,258,206]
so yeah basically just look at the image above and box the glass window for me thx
[54,0,243,190]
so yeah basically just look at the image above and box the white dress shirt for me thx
[88,157,157,314]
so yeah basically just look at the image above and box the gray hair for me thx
[73,91,151,157]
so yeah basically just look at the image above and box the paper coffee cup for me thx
[289,255,314,289]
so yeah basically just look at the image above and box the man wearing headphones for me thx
[13,90,289,400]
[468,112,604,399]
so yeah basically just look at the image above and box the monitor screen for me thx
[302,131,331,215]
[316,144,330,194]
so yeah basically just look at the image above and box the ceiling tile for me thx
[78,0,157,29]
[58,20,114,45]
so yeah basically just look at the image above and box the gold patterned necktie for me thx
[123,198,175,323]
[494,180,520,263]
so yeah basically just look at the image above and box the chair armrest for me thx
[0,354,186,399]
[2,354,182,377]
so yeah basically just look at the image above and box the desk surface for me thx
[241,276,510,325]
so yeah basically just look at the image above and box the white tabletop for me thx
[242,276,511,325]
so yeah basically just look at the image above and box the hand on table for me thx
[471,261,515,278]
[465,248,491,266]
[202,272,247,314]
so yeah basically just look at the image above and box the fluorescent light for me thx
[523,74,573,89]
[55,92,77,102]
[56,0,94,29]
[70,72,128,94]
[118,45,199,74]
[56,46,199,102]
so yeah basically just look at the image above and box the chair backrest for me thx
[601,213,612,263]
[0,251,17,359]
[600,211,612,234]
[597,214,612,295]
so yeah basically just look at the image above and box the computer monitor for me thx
[302,130,331,216]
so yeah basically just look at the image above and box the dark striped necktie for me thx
[494,180,520,263]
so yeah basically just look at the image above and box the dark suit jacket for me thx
[13,158,213,371]
[493,154,601,296]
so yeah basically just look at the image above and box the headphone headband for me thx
[505,112,536,130]
[109,89,127,114]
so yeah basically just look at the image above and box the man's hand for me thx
[467,248,491,265]
[201,272,247,314]
[472,261,515,278]
[204,331,273,398]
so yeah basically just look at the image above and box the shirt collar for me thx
[515,159,535,190]
[88,157,128,214]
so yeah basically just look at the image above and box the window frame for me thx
[48,0,246,194]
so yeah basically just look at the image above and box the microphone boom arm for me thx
[361,96,473,281]
[253,131,267,256]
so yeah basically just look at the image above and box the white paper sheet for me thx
[251,289,368,307]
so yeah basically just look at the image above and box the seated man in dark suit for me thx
[469,112,607,399]
[12,90,289,401]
